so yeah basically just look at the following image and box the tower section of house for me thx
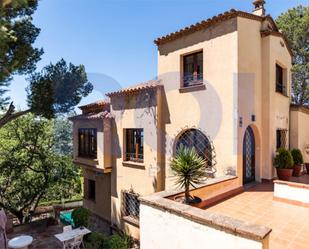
[237,1,292,182]
[156,10,240,188]
[106,83,165,238]
[70,101,113,234]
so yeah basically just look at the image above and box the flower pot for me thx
[293,164,302,177]
[305,163,309,174]
[276,168,293,181]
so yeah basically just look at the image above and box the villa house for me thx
[70,1,309,239]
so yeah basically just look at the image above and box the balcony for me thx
[179,73,206,93]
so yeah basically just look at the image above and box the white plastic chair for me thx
[63,225,72,233]
[67,235,85,249]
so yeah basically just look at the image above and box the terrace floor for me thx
[206,181,309,249]
[8,224,63,249]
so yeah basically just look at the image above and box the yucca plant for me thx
[170,145,207,204]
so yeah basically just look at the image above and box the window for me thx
[276,64,285,94]
[125,129,144,163]
[122,191,140,220]
[276,129,287,149]
[78,128,97,158]
[183,51,203,87]
[176,129,214,169]
[87,179,96,201]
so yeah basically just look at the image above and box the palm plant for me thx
[170,145,207,204]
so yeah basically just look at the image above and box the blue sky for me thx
[8,0,308,110]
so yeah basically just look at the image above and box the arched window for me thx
[175,129,213,168]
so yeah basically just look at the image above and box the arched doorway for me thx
[243,126,255,184]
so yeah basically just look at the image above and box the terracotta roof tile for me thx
[69,111,113,121]
[154,9,278,46]
[106,79,161,97]
[79,100,110,110]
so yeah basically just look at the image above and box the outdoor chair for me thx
[63,225,72,233]
[66,235,85,249]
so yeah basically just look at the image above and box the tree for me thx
[276,6,309,106]
[0,114,81,223]
[170,145,207,204]
[0,0,92,127]
[0,0,42,107]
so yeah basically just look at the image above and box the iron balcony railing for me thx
[125,152,143,163]
[182,73,203,87]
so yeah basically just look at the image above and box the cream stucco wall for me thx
[140,204,266,249]
[83,168,111,222]
[263,35,291,179]
[109,92,159,236]
[157,18,239,189]
[290,109,309,162]
[237,17,263,182]
[237,16,291,181]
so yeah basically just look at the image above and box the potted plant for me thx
[170,145,207,204]
[290,149,304,177]
[306,163,309,174]
[273,148,294,181]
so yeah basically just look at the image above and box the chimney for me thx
[252,0,266,16]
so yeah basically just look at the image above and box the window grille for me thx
[175,129,217,177]
[276,129,287,149]
[122,191,140,220]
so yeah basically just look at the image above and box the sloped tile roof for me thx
[69,110,113,121]
[78,100,110,111]
[154,9,278,46]
[106,79,161,97]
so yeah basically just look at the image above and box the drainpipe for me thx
[156,86,165,192]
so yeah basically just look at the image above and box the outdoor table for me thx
[8,235,33,249]
[54,227,91,248]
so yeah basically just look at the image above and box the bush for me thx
[106,234,133,249]
[291,149,304,165]
[72,207,90,228]
[84,232,133,249]
[84,232,107,249]
[273,148,294,169]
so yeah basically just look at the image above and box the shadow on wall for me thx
[158,18,237,55]
[111,120,121,199]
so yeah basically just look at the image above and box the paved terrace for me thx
[8,224,63,249]
[206,181,309,249]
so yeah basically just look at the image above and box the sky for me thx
[8,0,308,111]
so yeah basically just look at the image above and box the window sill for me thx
[122,215,139,227]
[275,91,289,98]
[84,197,96,204]
[122,161,145,169]
[77,156,98,160]
[179,84,206,93]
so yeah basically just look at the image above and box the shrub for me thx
[273,148,294,169]
[72,207,90,228]
[84,232,133,249]
[106,233,133,249]
[170,145,207,203]
[84,232,107,249]
[291,149,304,165]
